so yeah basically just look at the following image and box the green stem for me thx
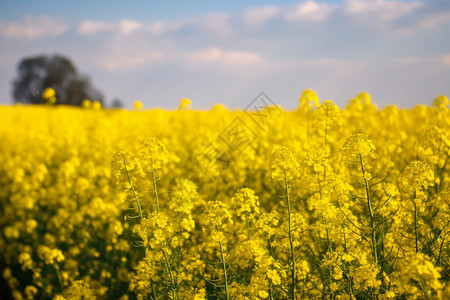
[414,195,419,253]
[437,238,445,266]
[219,240,229,300]
[318,173,331,252]
[54,264,64,294]
[152,168,160,214]
[268,238,274,257]
[151,280,157,300]
[161,246,178,300]
[349,276,353,300]
[420,279,431,300]
[124,162,143,218]
[177,212,182,267]
[269,281,274,300]
[343,224,347,253]
[284,169,296,299]
[245,212,251,241]
[438,154,449,194]
[435,164,439,195]
[359,154,377,267]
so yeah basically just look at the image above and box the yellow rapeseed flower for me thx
[41,87,55,99]
[342,132,377,170]
[401,160,434,196]
[178,98,192,110]
[202,200,233,230]
[92,100,102,109]
[82,99,92,108]
[271,146,301,181]
[137,137,168,172]
[133,100,143,109]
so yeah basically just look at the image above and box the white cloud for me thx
[186,48,368,77]
[192,13,232,36]
[98,33,167,70]
[0,16,66,39]
[344,0,423,28]
[0,53,21,66]
[442,55,450,66]
[78,20,115,35]
[104,50,164,70]
[390,54,450,67]
[188,47,261,65]
[391,55,423,65]
[285,0,337,22]
[418,11,450,29]
[304,57,366,68]
[242,6,280,28]
[145,21,183,35]
[78,19,142,35]
[73,1,447,41]
[118,20,142,35]
[183,47,281,79]
[281,57,369,75]
[78,19,183,36]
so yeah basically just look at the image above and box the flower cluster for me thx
[343,132,377,171]
[401,160,435,196]
[137,136,169,172]
[0,91,449,299]
[232,188,260,222]
[202,201,233,231]
[270,146,301,182]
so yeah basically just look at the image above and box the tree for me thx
[13,54,103,105]
[111,98,124,108]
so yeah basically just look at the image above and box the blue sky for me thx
[1,0,449,109]
[1,0,346,21]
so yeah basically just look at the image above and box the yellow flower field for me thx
[1,91,449,299]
